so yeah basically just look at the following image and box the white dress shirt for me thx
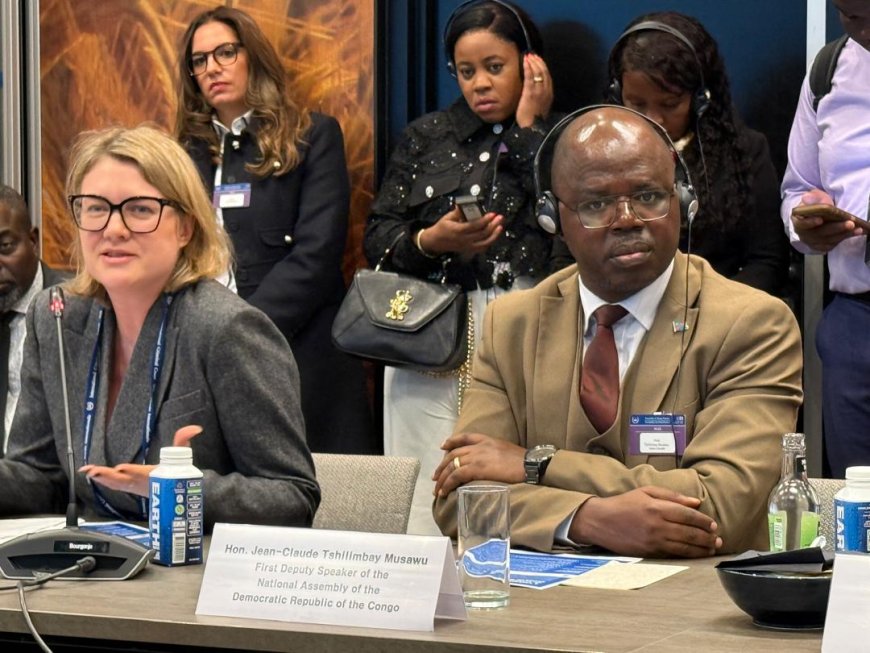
[781,38,870,293]
[210,110,254,293]
[5,264,43,451]
[579,259,675,379]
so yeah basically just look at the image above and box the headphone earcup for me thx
[676,181,699,225]
[536,191,561,235]
[694,87,711,120]
[607,78,623,105]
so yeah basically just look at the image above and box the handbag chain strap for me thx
[456,296,475,414]
[419,295,475,415]
[388,227,472,402]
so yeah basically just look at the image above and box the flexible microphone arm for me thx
[0,289,154,581]
[49,288,77,529]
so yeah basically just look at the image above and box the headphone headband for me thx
[607,20,711,120]
[617,21,705,78]
[533,104,698,235]
[444,0,533,77]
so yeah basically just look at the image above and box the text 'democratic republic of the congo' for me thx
[196,523,458,631]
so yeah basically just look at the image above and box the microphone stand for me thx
[0,288,154,580]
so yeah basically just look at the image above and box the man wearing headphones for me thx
[432,106,802,557]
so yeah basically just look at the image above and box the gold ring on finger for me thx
[453,456,462,470]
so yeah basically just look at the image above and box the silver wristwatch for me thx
[524,444,557,484]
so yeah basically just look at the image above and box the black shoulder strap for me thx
[810,34,849,111]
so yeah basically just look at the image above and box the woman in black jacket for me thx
[175,6,374,454]
[364,0,555,534]
[601,11,790,295]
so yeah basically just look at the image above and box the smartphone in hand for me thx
[455,195,485,222]
[792,203,870,230]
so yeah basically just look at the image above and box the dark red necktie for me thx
[580,305,628,433]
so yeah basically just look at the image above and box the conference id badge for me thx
[628,413,687,456]
[213,183,251,209]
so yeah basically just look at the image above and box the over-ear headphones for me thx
[606,20,711,121]
[444,0,533,78]
[533,104,699,236]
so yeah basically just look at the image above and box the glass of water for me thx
[457,484,510,609]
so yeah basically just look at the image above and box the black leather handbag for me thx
[331,234,468,372]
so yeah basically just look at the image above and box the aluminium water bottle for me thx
[149,446,204,566]
[767,432,820,551]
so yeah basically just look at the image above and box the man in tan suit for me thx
[432,106,802,557]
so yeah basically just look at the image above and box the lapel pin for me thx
[672,319,690,333]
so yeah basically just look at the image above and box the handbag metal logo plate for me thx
[386,290,413,321]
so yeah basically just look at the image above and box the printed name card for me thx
[822,553,870,652]
[195,523,467,631]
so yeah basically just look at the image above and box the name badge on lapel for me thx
[213,183,251,209]
[628,413,687,456]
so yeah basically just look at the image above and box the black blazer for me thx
[365,99,554,291]
[683,126,790,295]
[186,114,375,454]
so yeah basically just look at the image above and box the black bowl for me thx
[716,567,832,630]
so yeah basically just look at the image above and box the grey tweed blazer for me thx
[0,279,319,529]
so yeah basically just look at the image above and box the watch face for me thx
[527,445,556,463]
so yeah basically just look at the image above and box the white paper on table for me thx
[0,517,67,544]
[561,561,687,590]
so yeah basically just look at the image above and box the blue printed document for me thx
[509,549,639,590]
[80,521,151,547]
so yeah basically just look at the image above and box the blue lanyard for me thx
[82,294,174,519]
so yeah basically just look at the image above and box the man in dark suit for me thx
[0,186,67,453]
[432,107,802,557]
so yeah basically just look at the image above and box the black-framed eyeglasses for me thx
[68,195,180,234]
[559,188,675,229]
[188,42,243,76]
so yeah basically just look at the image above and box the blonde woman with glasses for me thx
[0,125,319,530]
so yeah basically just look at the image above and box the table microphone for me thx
[0,288,154,581]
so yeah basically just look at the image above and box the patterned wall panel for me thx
[39,0,374,280]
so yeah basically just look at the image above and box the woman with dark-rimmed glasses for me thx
[0,125,319,528]
[175,6,374,455]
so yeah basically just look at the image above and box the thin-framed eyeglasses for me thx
[68,195,180,234]
[188,42,243,76]
[559,188,675,229]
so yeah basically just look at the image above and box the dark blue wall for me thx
[435,1,806,116]
[381,0,825,181]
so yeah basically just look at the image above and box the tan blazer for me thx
[434,253,803,553]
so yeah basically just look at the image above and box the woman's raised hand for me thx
[79,425,203,498]
[515,53,553,128]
